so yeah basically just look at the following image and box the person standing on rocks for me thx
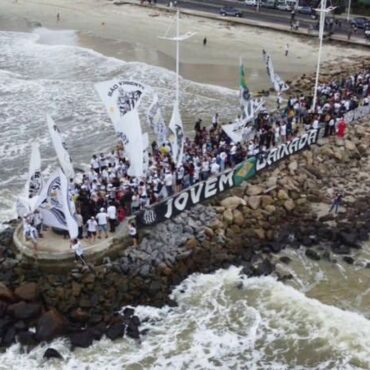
[329,192,342,214]
[129,222,139,247]
[70,238,88,266]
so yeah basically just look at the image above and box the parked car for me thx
[297,5,315,15]
[260,0,276,9]
[276,3,292,11]
[245,0,257,6]
[351,17,370,30]
[219,6,243,17]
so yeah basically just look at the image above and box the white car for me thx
[277,3,292,11]
[245,0,257,6]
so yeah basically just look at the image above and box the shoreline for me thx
[0,0,369,90]
[0,60,370,355]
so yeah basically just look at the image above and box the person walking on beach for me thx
[129,222,139,247]
[203,37,207,46]
[329,192,342,214]
[56,13,60,22]
[285,43,289,57]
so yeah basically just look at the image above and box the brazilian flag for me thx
[240,63,250,104]
[233,157,256,187]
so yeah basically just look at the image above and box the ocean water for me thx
[1,28,370,369]
[1,266,369,370]
[0,27,239,225]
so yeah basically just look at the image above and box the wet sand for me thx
[0,0,368,91]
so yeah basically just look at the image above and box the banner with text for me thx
[135,129,320,227]
[95,79,146,177]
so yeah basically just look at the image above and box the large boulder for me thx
[248,196,261,210]
[0,283,14,302]
[69,330,94,348]
[14,283,39,302]
[232,209,244,226]
[246,185,264,196]
[261,195,274,208]
[223,209,234,224]
[288,160,298,172]
[277,189,289,201]
[43,348,64,360]
[305,249,321,261]
[220,196,246,210]
[7,302,41,320]
[344,140,356,151]
[284,199,295,211]
[17,331,37,346]
[106,323,125,340]
[36,309,69,342]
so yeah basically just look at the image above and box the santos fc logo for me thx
[142,209,157,225]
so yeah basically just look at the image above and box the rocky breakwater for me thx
[210,117,370,274]
[1,118,370,354]
[289,55,370,96]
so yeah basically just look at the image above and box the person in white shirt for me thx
[328,117,336,136]
[176,165,185,192]
[210,158,220,176]
[201,158,210,180]
[23,220,38,251]
[312,118,319,130]
[129,222,139,247]
[90,155,100,174]
[107,204,117,233]
[96,208,109,239]
[86,216,98,242]
[280,123,287,143]
[76,212,84,239]
[70,238,87,265]
[33,210,43,238]
[164,171,173,196]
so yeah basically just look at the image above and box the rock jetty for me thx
[0,59,370,353]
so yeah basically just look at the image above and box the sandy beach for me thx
[0,0,368,91]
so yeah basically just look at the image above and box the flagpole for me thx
[311,0,328,112]
[347,0,351,21]
[175,9,180,105]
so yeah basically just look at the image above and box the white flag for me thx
[142,132,149,175]
[168,100,184,166]
[95,79,145,177]
[263,50,289,93]
[26,142,43,199]
[47,115,75,180]
[147,93,168,145]
[35,168,78,238]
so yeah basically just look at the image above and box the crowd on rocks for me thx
[21,68,369,247]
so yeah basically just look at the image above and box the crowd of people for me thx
[23,68,369,252]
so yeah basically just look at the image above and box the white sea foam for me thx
[0,267,369,369]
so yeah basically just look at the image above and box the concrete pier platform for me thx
[13,221,133,262]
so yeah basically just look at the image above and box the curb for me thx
[113,0,370,47]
